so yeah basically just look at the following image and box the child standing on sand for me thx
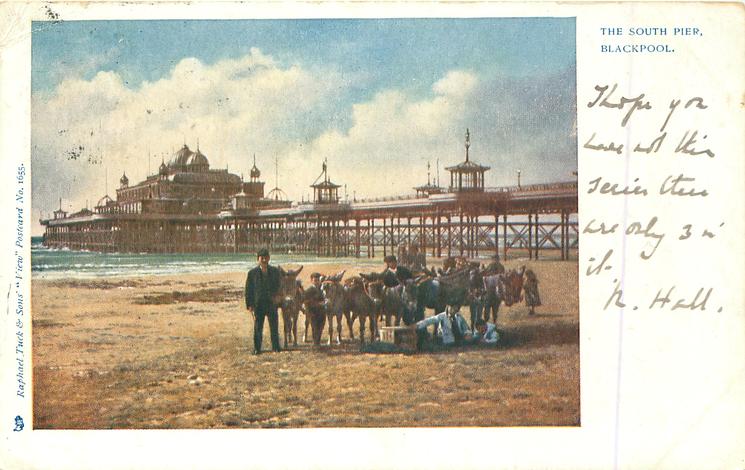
[523,269,541,315]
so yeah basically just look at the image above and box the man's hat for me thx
[257,248,270,258]
[384,255,397,263]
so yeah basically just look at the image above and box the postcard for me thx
[0,2,743,469]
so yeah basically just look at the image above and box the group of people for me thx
[378,254,502,348]
[245,248,344,353]
[415,307,499,347]
[245,248,537,354]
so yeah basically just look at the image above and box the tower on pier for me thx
[311,159,341,204]
[445,128,490,192]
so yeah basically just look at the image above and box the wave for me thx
[39,246,71,252]
[30,248,380,280]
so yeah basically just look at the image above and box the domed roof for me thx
[188,149,209,166]
[267,187,288,201]
[170,144,194,166]
[120,172,129,185]
[96,195,114,207]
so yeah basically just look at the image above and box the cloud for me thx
[432,70,477,97]
[283,71,481,198]
[285,65,577,199]
[31,49,576,235]
[463,67,578,184]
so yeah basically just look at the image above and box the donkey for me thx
[344,276,379,344]
[359,273,385,325]
[380,281,420,327]
[482,273,506,325]
[320,270,354,345]
[376,281,405,327]
[466,269,486,330]
[360,272,418,327]
[277,266,304,348]
[412,266,483,335]
[399,278,420,325]
[503,266,526,307]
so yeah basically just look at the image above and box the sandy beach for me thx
[32,257,579,428]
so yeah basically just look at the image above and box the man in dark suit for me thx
[382,255,414,288]
[245,248,281,354]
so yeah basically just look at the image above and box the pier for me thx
[41,130,578,260]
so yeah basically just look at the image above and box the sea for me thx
[30,237,381,280]
[31,231,569,279]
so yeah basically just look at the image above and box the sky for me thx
[31,18,576,234]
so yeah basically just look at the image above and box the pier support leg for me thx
[493,213,499,259]
[391,215,396,256]
[535,213,540,260]
[560,212,566,261]
[355,219,360,258]
[316,216,322,256]
[474,214,479,258]
[419,215,427,253]
[407,217,411,249]
[459,211,464,257]
[528,214,533,260]
[502,214,507,261]
[447,215,452,258]
[436,213,442,258]
[383,218,387,258]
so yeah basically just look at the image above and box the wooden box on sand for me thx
[378,326,418,352]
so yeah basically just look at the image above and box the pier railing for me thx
[349,181,578,203]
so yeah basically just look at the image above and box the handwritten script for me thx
[583,84,722,313]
